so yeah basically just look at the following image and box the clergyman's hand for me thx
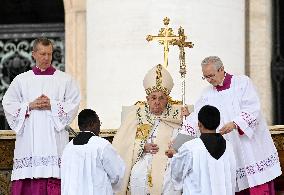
[29,96,43,110]
[168,140,174,148]
[181,106,190,119]
[29,95,51,110]
[39,94,51,110]
[144,143,159,154]
[219,122,237,135]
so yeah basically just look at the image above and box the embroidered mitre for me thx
[143,64,174,95]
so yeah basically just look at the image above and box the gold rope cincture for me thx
[147,119,160,188]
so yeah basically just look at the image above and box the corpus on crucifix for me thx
[172,26,194,105]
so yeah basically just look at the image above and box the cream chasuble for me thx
[112,103,182,195]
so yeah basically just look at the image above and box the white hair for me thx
[201,56,223,70]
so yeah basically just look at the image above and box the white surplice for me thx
[2,70,80,180]
[61,136,125,195]
[171,138,236,195]
[180,75,282,191]
[130,119,181,195]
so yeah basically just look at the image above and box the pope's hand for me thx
[144,143,159,154]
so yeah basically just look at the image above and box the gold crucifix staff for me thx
[146,17,179,68]
[172,27,194,106]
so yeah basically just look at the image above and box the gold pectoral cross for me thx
[146,17,179,68]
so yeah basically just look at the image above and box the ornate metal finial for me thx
[163,17,170,25]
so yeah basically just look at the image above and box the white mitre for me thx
[143,64,174,95]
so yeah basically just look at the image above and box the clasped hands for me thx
[29,94,51,110]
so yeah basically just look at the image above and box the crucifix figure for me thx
[146,17,179,68]
[173,27,194,77]
[172,26,194,106]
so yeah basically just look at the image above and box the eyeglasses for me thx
[202,66,223,80]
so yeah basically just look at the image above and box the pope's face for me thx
[146,91,168,116]
[32,43,53,70]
